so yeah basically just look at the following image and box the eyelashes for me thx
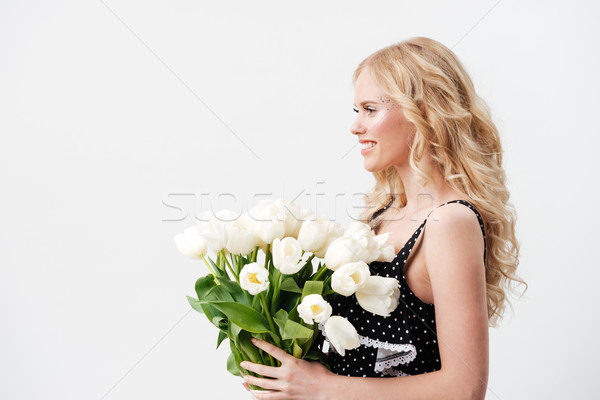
[353,107,377,115]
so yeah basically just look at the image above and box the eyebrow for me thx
[352,101,377,108]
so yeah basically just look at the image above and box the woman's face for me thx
[350,68,416,173]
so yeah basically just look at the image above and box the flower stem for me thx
[270,269,282,314]
[258,292,281,349]
[222,251,239,283]
[264,244,271,270]
[312,262,328,281]
[257,333,276,367]
[199,254,220,285]
[251,246,258,262]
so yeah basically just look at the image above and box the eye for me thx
[353,106,377,115]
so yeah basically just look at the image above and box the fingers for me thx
[251,338,293,363]
[241,361,280,378]
[250,389,284,400]
[242,380,283,400]
[243,374,282,391]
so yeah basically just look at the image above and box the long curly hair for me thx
[355,37,526,326]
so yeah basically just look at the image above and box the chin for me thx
[363,162,384,173]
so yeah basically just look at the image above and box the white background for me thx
[1,1,599,399]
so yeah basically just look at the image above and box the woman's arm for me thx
[243,204,489,400]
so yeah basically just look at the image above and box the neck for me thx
[392,154,453,220]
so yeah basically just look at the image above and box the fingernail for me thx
[240,361,247,368]
[251,338,257,343]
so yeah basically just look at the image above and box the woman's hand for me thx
[240,338,334,400]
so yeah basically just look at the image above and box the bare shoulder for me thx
[422,202,485,274]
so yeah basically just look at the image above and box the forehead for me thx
[354,68,386,101]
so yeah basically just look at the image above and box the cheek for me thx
[376,113,407,142]
[379,116,415,158]
[371,115,396,139]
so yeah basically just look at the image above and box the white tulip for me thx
[248,199,287,245]
[174,226,209,259]
[196,210,229,254]
[275,199,306,239]
[225,213,260,256]
[239,262,270,295]
[297,215,344,258]
[297,294,332,325]
[343,221,374,237]
[296,214,328,251]
[331,261,370,296]
[345,221,381,263]
[323,236,361,271]
[314,221,344,259]
[373,232,397,262]
[323,316,360,356]
[214,208,239,224]
[323,222,396,269]
[271,237,304,274]
[355,276,400,317]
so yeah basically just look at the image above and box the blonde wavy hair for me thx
[355,37,526,326]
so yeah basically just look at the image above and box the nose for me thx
[350,115,366,137]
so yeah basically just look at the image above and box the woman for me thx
[241,36,525,400]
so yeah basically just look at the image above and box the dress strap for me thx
[369,197,395,223]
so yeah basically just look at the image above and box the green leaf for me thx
[195,275,218,301]
[229,340,246,376]
[195,274,234,303]
[218,279,248,304]
[212,315,228,331]
[287,297,301,322]
[207,285,235,302]
[281,338,293,353]
[227,351,240,376]
[188,296,229,334]
[280,277,302,293]
[274,309,288,321]
[209,255,225,274]
[216,330,228,349]
[273,309,288,337]
[292,340,303,358]
[299,329,315,351]
[251,293,261,310]
[280,292,301,314]
[198,300,271,334]
[238,330,262,364]
[282,319,314,341]
[297,258,315,282]
[229,322,243,346]
[301,281,324,300]
[187,295,205,314]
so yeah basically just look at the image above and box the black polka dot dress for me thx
[326,198,487,378]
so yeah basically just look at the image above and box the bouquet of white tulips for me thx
[174,199,399,389]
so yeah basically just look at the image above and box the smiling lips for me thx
[360,141,377,154]
[361,141,376,149]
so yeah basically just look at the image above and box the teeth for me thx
[361,142,376,149]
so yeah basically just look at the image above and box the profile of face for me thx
[350,67,416,173]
